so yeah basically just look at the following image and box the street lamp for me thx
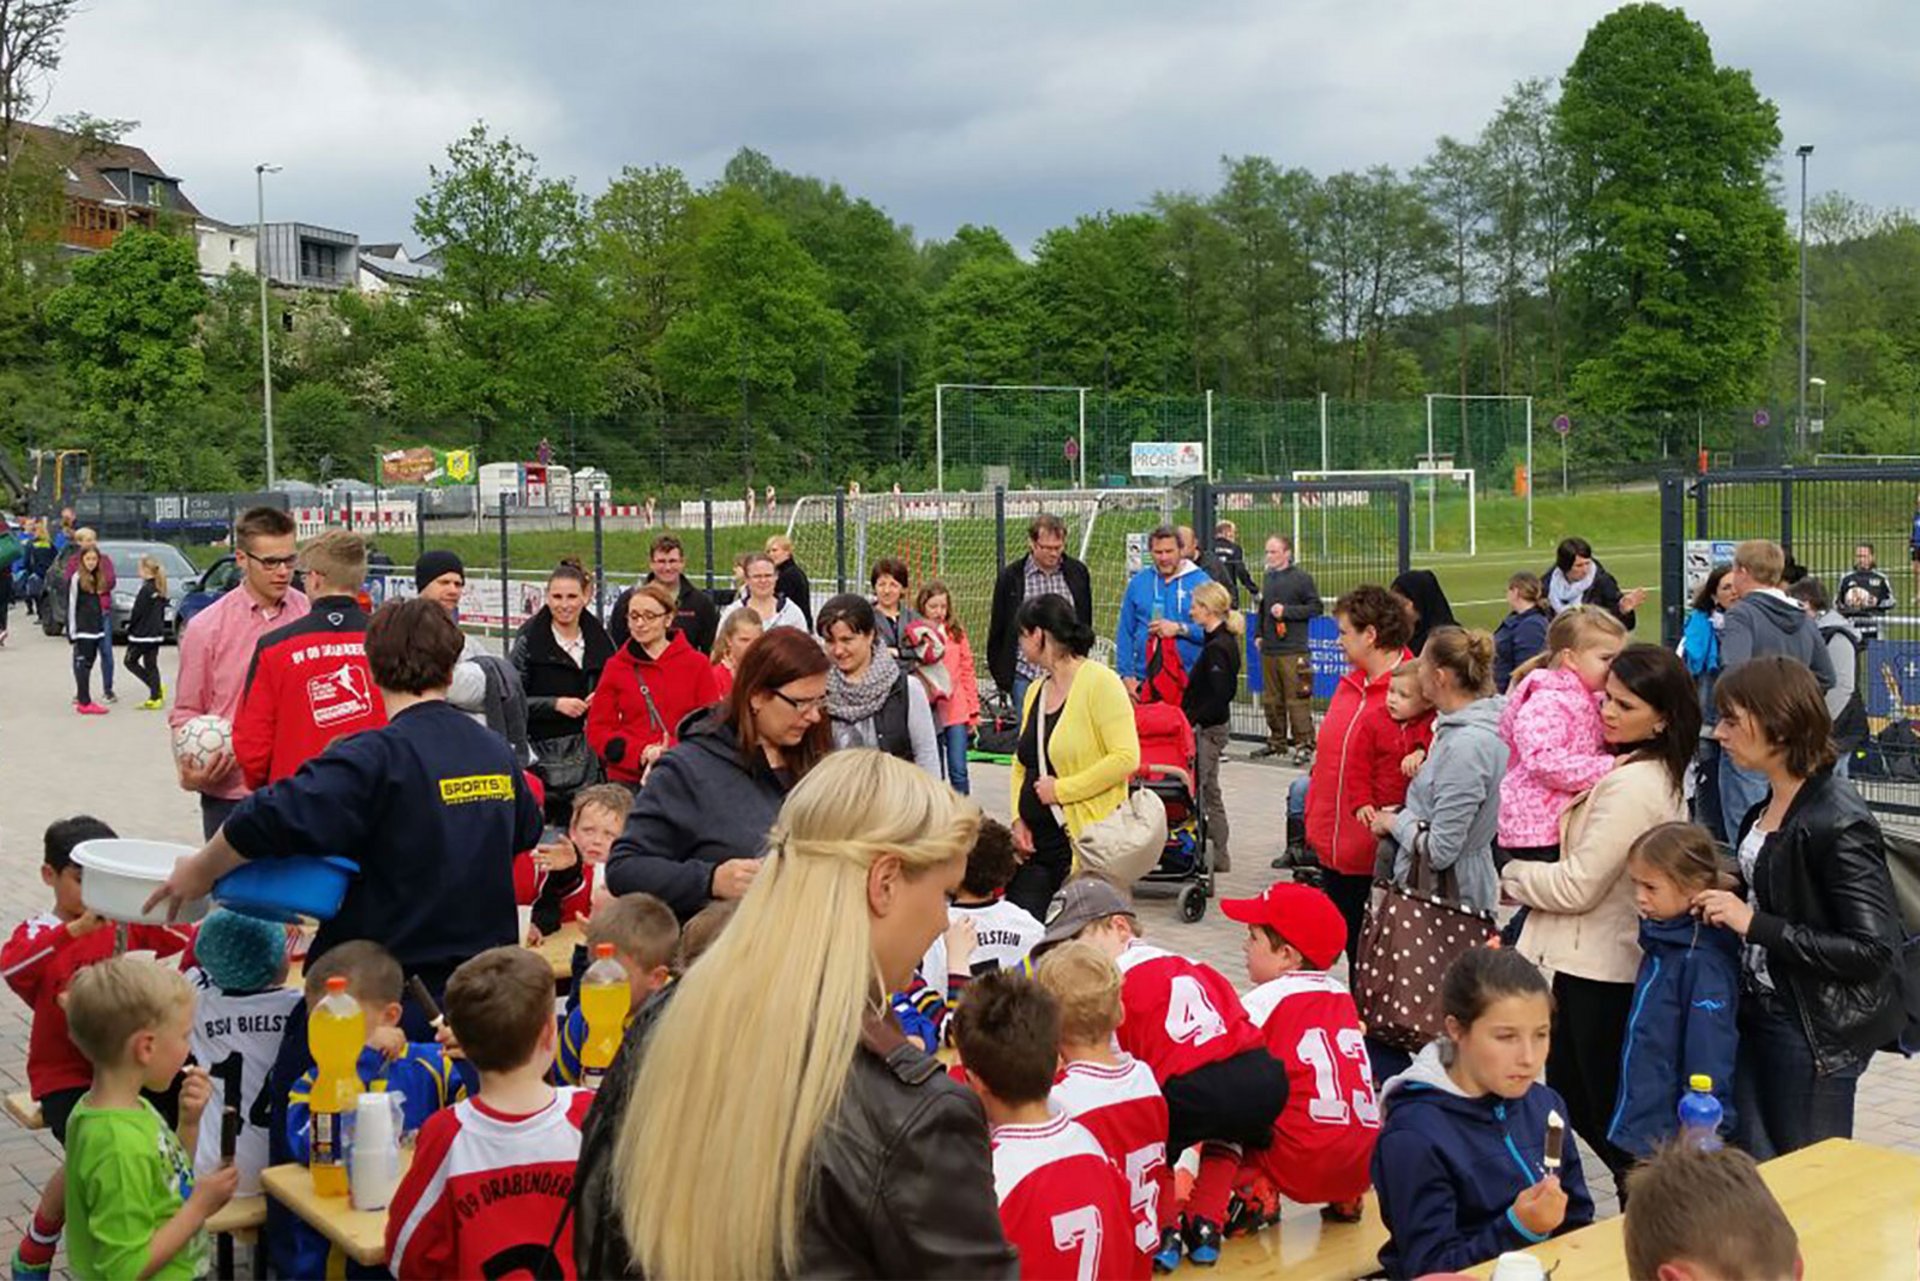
[255,163,282,488]
[1809,375,1827,436]
[1796,144,1814,456]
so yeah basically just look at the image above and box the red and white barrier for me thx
[573,502,643,517]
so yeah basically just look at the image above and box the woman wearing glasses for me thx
[719,552,807,632]
[605,628,834,919]
[587,581,719,785]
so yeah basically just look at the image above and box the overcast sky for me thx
[42,0,1916,250]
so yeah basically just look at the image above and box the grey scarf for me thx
[829,645,902,724]
[1547,566,1595,614]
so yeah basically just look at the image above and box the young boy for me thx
[554,894,678,1086]
[282,941,468,1279]
[1220,882,1379,1230]
[951,970,1144,1281]
[903,818,1046,1043]
[515,783,632,929]
[185,909,302,1197]
[1036,941,1170,1265]
[2,816,195,1278]
[1624,1143,1801,1281]
[387,947,595,1279]
[1036,877,1287,1270]
[62,957,237,1280]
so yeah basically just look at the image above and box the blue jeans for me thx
[940,723,971,795]
[1011,674,1032,717]
[1719,754,1769,838]
[1288,776,1310,821]
[1733,991,1864,1159]
[97,629,114,695]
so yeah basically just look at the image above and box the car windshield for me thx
[104,544,197,586]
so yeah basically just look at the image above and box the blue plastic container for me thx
[1677,1073,1724,1151]
[213,856,360,923]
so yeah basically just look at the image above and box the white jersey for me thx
[186,968,302,1195]
[921,897,1046,982]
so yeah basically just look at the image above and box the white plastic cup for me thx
[516,904,534,945]
[1490,1252,1547,1281]
[348,1093,399,1211]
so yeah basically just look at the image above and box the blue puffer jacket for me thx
[1606,914,1740,1158]
[1372,1044,1594,1279]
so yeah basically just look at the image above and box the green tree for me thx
[1558,3,1790,417]
[43,227,209,486]
[925,246,1038,386]
[1149,191,1233,392]
[590,164,696,415]
[1416,136,1489,457]
[1209,157,1318,396]
[1030,212,1182,392]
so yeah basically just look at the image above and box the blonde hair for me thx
[138,554,168,599]
[1512,604,1628,684]
[587,893,680,971]
[615,750,981,1278]
[1420,625,1497,698]
[65,957,193,1068]
[1734,539,1786,587]
[1035,941,1124,1045]
[300,530,368,591]
[1191,581,1245,637]
[711,606,765,661]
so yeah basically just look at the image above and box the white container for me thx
[71,840,208,926]
[348,1093,401,1211]
[1490,1252,1548,1281]
[517,904,534,945]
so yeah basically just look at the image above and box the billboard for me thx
[1130,441,1205,479]
[378,446,476,487]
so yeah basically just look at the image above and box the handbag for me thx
[1036,675,1166,887]
[531,731,601,793]
[1352,824,1497,1053]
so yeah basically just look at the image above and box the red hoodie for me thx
[586,634,720,783]
[1304,653,1413,876]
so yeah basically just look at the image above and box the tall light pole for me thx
[255,163,282,487]
[1795,144,1814,457]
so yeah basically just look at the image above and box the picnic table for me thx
[261,1156,413,1269]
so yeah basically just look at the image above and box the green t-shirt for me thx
[63,1096,206,1281]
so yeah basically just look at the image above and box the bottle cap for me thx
[1689,1073,1712,1091]
[326,976,348,992]
[594,943,615,959]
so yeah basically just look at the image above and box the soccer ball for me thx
[173,715,233,771]
[1845,585,1873,610]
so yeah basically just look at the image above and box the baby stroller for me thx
[1131,699,1213,922]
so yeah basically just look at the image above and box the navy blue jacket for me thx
[1493,607,1549,692]
[1373,1050,1594,1279]
[224,698,543,973]
[1607,915,1740,1159]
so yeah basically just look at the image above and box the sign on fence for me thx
[1130,441,1205,479]
[1243,616,1345,699]
[1683,539,1740,600]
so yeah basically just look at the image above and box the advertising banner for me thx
[379,446,476,487]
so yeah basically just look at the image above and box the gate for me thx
[1660,466,1920,819]
[1197,479,1412,742]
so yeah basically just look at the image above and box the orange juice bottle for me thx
[307,975,365,1197]
[579,944,631,1088]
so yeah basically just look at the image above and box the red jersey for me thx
[1113,943,1263,1084]
[993,1111,1144,1281]
[1239,971,1380,1203]
[1052,1058,1169,1260]
[386,1087,595,1280]
[233,598,386,788]
[1,915,194,1098]
[512,854,599,925]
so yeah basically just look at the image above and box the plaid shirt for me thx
[1017,557,1073,681]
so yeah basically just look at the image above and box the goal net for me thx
[1293,466,1476,555]
[934,384,1088,491]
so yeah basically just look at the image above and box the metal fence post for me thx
[1394,482,1412,576]
[593,503,606,622]
[415,491,425,561]
[344,490,353,536]
[835,490,848,593]
[702,489,716,592]
[993,487,1006,574]
[1693,474,1710,540]
[498,493,510,656]
[1779,470,1795,559]
[1659,473,1686,649]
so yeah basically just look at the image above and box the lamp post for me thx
[1795,144,1814,457]
[255,163,282,487]
[1809,375,1827,438]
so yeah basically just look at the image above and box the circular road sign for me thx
[1064,438,1080,461]
[1753,409,1771,429]
[1553,415,1571,436]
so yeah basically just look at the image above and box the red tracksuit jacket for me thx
[234,596,386,788]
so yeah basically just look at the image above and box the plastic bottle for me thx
[579,943,632,1088]
[1150,598,1164,623]
[308,975,366,1197]
[1676,1073,1723,1151]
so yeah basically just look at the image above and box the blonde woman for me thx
[125,554,169,707]
[1184,581,1243,869]
[573,750,1016,1279]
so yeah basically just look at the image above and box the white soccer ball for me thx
[172,715,233,771]
[1844,586,1873,610]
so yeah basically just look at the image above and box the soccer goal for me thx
[1292,466,1476,555]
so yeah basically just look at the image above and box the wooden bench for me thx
[1212,1196,1390,1280]
[205,1195,266,1281]
[3,1090,44,1131]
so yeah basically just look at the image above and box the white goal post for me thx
[1293,467,1477,556]
[1426,393,1533,548]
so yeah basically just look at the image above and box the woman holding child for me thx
[574,750,1016,1278]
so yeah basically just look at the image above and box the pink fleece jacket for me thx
[1496,664,1617,849]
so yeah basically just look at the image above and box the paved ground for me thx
[4,620,1920,1271]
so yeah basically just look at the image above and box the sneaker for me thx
[76,702,109,715]
[1249,745,1283,760]
[139,696,165,710]
[1152,1228,1183,1273]
[1224,1177,1281,1238]
[1290,745,1314,767]
[104,690,118,703]
[1321,1197,1365,1224]
[1184,1217,1223,1266]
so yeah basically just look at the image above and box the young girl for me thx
[1349,662,1437,847]
[1373,947,1593,1279]
[1493,572,1551,692]
[916,580,979,796]
[1606,822,1739,1160]
[125,554,168,708]
[708,608,763,698]
[1183,581,1243,870]
[67,546,109,715]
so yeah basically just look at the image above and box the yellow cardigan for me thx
[1010,662,1140,839]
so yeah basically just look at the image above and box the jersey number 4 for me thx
[1296,1027,1381,1127]
[209,1051,274,1132]
[1164,975,1227,1046]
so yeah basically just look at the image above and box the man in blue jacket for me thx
[1115,524,1211,697]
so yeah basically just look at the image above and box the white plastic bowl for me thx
[72,839,209,926]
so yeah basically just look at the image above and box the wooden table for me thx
[205,1195,265,1280]
[261,1155,412,1269]
[1466,1138,1920,1280]
[287,923,582,989]
[1210,1197,1390,1280]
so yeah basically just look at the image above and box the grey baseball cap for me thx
[1037,877,1136,951]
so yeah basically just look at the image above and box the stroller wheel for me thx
[1178,884,1207,923]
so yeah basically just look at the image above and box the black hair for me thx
[1441,946,1550,1031]
[815,592,876,638]
[45,816,116,872]
[1014,593,1094,657]
[1691,564,1730,613]
[1607,643,1702,793]
[1554,536,1594,575]
[548,558,588,589]
[961,818,1019,898]
[950,970,1061,1106]
[1786,577,1830,614]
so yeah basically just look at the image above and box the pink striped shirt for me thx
[169,584,308,800]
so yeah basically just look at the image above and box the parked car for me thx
[175,555,374,636]
[38,540,199,641]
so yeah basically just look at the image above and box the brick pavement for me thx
[3,622,1919,1273]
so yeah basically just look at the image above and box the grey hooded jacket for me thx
[1389,695,1508,912]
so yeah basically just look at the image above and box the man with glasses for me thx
[987,513,1093,710]
[170,507,309,837]
[607,534,719,655]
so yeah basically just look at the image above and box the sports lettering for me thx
[289,641,367,666]
[439,774,513,804]
[451,1168,574,1219]
[200,1013,290,1039]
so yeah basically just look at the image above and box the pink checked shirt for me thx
[169,584,309,800]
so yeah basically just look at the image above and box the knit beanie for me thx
[194,909,289,992]
[414,549,465,591]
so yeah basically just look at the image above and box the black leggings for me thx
[125,641,162,699]
[1321,870,1373,972]
[1005,841,1072,919]
[1549,972,1638,1189]
[71,638,98,703]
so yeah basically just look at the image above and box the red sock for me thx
[1189,1143,1243,1226]
[16,1207,60,1268]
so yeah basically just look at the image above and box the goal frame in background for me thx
[933,384,1089,493]
[1425,393,1533,547]
[1292,467,1476,556]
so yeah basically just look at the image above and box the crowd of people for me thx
[1,499,1906,1280]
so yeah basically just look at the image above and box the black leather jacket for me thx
[1737,770,1905,1074]
[573,990,1017,1279]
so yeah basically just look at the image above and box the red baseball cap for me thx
[1221,883,1347,970]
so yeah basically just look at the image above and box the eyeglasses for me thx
[243,552,298,570]
[771,689,830,713]
[631,609,671,624]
